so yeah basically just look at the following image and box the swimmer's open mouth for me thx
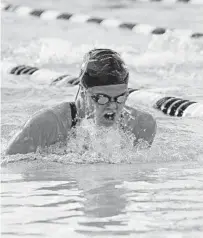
[103,112,116,121]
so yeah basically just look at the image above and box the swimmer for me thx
[5,49,157,155]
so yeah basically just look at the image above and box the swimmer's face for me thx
[84,84,128,127]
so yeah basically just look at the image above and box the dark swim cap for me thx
[79,49,129,88]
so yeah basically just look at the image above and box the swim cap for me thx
[79,49,129,88]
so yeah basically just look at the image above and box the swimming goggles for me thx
[90,93,128,105]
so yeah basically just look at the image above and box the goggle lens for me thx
[97,96,109,105]
[116,95,126,103]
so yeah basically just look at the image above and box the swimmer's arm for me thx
[5,110,59,155]
[133,113,157,147]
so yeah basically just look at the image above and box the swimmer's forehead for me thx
[86,84,128,96]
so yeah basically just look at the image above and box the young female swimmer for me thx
[6,49,157,155]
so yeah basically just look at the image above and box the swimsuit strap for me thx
[70,102,78,128]
[119,113,125,131]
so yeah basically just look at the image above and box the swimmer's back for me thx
[5,102,74,155]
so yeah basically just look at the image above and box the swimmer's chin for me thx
[84,116,118,127]
[97,119,118,127]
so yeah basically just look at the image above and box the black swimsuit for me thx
[70,102,78,128]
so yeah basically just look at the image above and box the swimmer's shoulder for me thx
[5,102,75,155]
[123,105,156,127]
[26,101,73,130]
[122,105,157,145]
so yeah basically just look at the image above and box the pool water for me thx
[1,0,203,237]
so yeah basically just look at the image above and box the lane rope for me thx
[1,61,79,86]
[2,61,203,117]
[128,91,203,117]
[130,0,202,4]
[1,2,203,38]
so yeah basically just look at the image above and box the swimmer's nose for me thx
[108,101,117,109]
